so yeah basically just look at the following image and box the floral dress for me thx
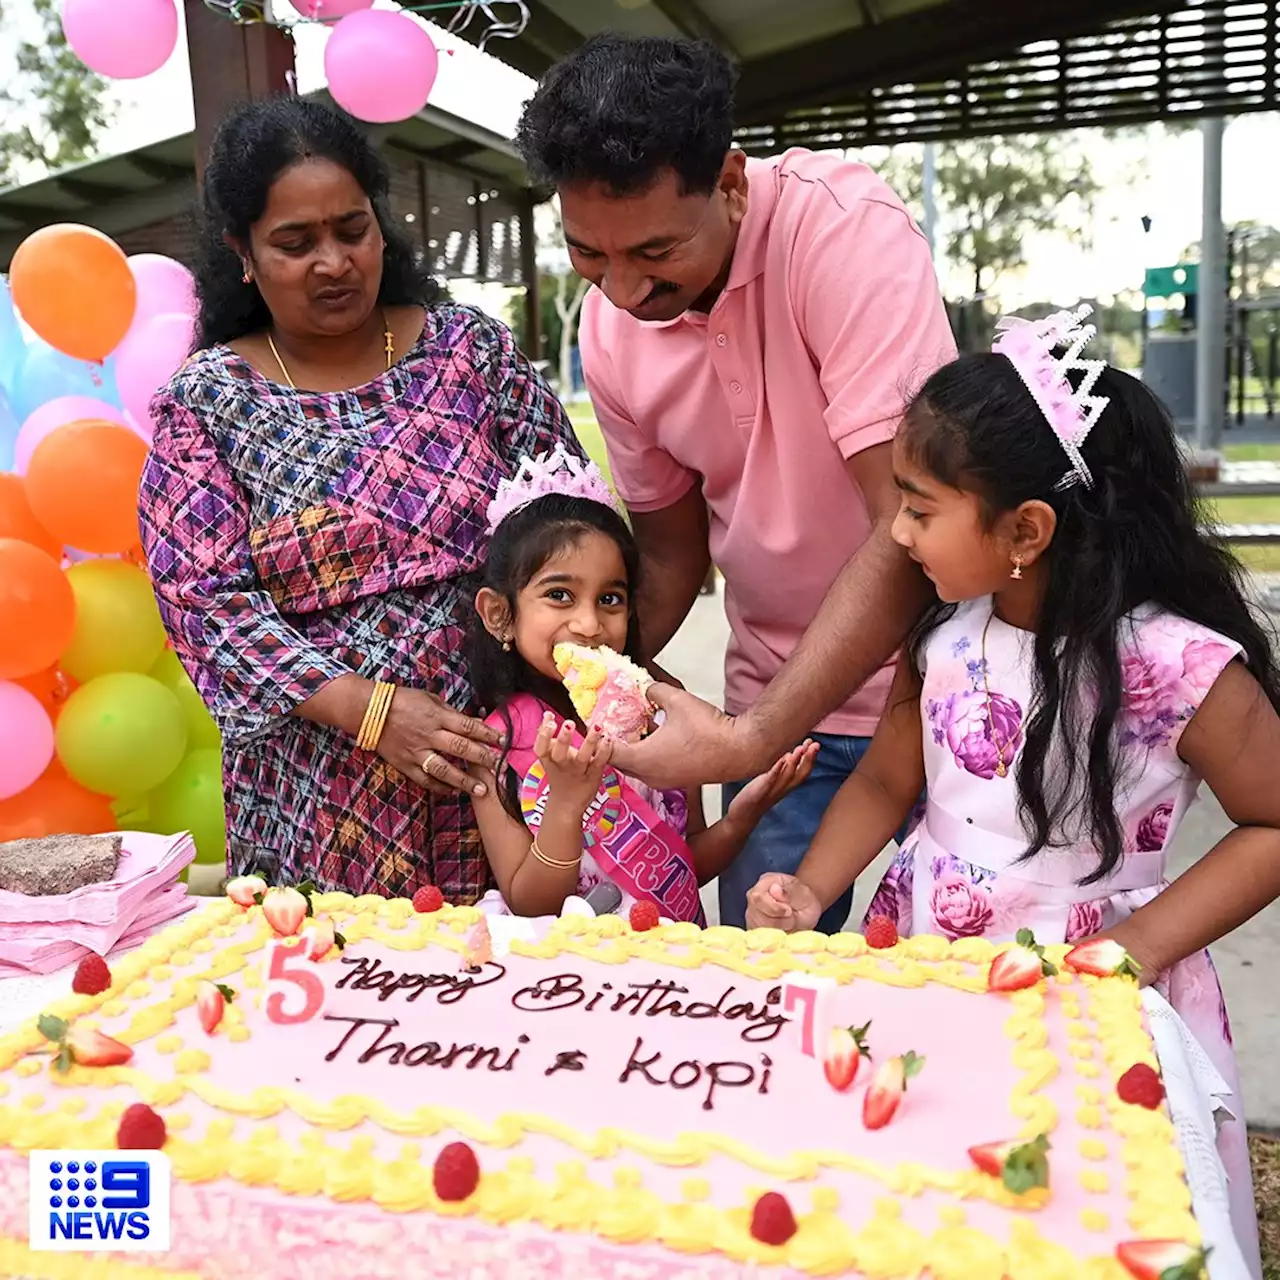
[864,598,1259,1269]
[139,305,582,903]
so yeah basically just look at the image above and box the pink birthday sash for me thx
[487,694,705,925]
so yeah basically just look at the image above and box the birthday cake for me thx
[553,642,654,742]
[0,888,1203,1280]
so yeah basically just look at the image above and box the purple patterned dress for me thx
[863,597,1259,1270]
[138,304,582,903]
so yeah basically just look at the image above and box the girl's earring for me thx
[501,637,512,652]
[1010,554,1024,581]
[242,266,253,285]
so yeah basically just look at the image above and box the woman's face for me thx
[243,157,385,337]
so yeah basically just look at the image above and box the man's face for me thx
[558,153,747,322]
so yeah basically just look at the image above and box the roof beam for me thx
[53,176,138,204]
[648,0,735,53]
[125,154,193,184]
[735,0,1168,123]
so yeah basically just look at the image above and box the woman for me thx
[138,98,585,901]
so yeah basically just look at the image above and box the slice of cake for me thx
[553,642,654,742]
[0,833,121,896]
[0,889,1204,1279]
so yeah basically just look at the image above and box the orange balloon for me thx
[0,774,117,841]
[0,538,76,680]
[0,474,61,559]
[14,666,78,721]
[25,421,149,555]
[9,224,136,362]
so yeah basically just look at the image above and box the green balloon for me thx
[55,673,187,797]
[149,648,221,751]
[146,748,226,865]
[60,560,166,683]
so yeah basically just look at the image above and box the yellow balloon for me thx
[59,560,166,683]
[149,648,221,751]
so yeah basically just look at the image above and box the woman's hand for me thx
[535,714,613,818]
[745,872,822,933]
[725,741,820,828]
[378,688,504,798]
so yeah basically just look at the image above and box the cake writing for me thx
[619,1036,773,1112]
[322,1016,530,1071]
[511,973,786,1044]
[334,955,505,1004]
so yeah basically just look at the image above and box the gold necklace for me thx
[266,311,395,389]
[980,610,1008,778]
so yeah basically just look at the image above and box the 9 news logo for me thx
[29,1151,171,1252]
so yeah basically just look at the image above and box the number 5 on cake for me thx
[264,933,326,1025]
[780,975,835,1057]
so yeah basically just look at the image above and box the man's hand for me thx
[608,685,768,789]
[745,873,821,933]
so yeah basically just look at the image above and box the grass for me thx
[1255,1132,1280,1279]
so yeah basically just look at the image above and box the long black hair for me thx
[468,494,643,820]
[904,353,1280,881]
[194,97,437,349]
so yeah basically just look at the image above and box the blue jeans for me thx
[719,733,875,935]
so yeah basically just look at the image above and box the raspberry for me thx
[71,954,112,996]
[749,1191,798,1246]
[864,915,899,949]
[116,1103,167,1150]
[412,885,444,913]
[629,901,660,931]
[433,1141,480,1201]
[1116,1062,1165,1110]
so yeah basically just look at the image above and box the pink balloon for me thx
[127,254,196,330]
[289,0,371,17]
[0,682,55,801]
[114,312,195,426]
[62,0,179,79]
[325,10,439,124]
[15,396,128,475]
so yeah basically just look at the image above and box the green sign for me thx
[1144,264,1199,297]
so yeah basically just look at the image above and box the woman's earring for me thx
[501,637,512,652]
[1010,554,1024,581]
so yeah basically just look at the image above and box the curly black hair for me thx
[193,96,437,349]
[515,33,738,197]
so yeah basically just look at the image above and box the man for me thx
[515,34,955,932]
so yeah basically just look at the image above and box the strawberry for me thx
[412,885,445,913]
[967,1133,1051,1193]
[864,915,899,949]
[71,954,112,996]
[117,1102,167,1150]
[195,982,236,1034]
[822,1021,872,1092]
[1116,1063,1165,1110]
[1064,938,1142,980]
[629,901,660,932]
[261,886,308,936]
[225,874,267,908]
[433,1141,480,1201]
[862,1050,925,1130]
[307,918,346,961]
[38,1014,133,1072]
[461,918,492,971]
[749,1191,798,1246]
[987,928,1058,992]
[1115,1240,1210,1280]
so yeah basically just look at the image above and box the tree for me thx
[0,0,113,186]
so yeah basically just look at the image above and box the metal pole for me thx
[1195,117,1226,451]
[922,142,938,261]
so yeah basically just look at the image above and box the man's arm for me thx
[631,485,712,660]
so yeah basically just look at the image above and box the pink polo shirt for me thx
[578,149,956,737]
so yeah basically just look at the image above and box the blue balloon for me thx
[11,340,118,422]
[0,385,19,473]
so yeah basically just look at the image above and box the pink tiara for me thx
[485,442,622,533]
[992,304,1110,490]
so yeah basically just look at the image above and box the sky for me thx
[2,0,1278,310]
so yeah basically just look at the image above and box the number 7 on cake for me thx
[264,933,326,1025]
[780,974,835,1057]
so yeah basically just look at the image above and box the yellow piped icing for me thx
[1081,1209,1110,1232]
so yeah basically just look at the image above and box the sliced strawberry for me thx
[1064,938,1142,980]
[967,1133,1050,1193]
[862,1050,924,1130]
[37,1013,132,1072]
[225,874,267,908]
[307,918,346,962]
[261,886,308,936]
[195,981,235,1034]
[987,928,1058,992]
[822,1021,872,1092]
[749,1191,798,1246]
[1115,1239,1210,1280]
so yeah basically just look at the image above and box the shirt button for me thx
[730,380,743,394]
[715,333,728,347]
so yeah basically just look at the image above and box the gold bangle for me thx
[530,834,580,870]
[356,681,395,750]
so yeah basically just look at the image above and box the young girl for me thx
[468,444,817,923]
[746,307,1279,1272]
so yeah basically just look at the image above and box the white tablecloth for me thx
[0,909,1251,1278]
